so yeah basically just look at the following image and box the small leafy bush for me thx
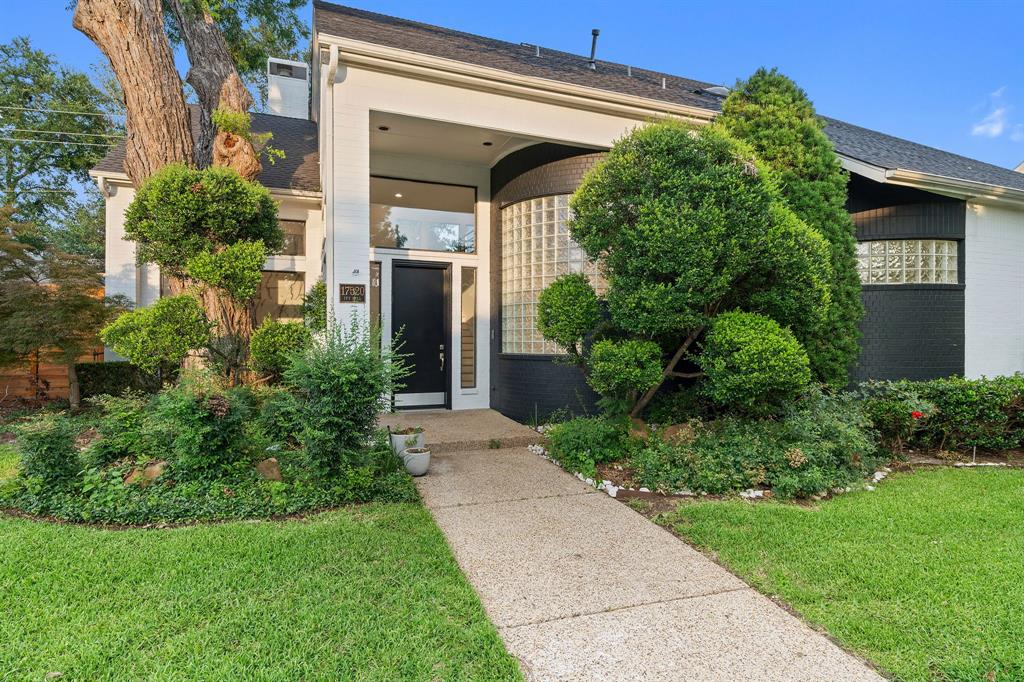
[698,311,811,413]
[858,380,934,450]
[76,362,162,398]
[146,371,252,479]
[185,240,267,301]
[587,339,663,404]
[85,392,153,467]
[285,317,409,475]
[250,318,312,379]
[546,416,629,477]
[15,413,80,489]
[252,385,303,446]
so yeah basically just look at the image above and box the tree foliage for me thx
[249,318,311,380]
[0,210,125,408]
[719,67,863,387]
[0,37,120,224]
[164,0,309,103]
[186,240,267,302]
[540,120,830,416]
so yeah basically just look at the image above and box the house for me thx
[92,2,1024,422]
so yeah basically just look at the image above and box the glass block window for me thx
[501,195,603,354]
[856,240,958,285]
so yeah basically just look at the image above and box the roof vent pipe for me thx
[588,29,600,70]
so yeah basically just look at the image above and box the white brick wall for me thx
[964,202,1024,377]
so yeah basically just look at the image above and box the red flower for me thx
[911,411,924,420]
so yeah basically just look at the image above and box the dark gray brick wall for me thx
[489,147,605,421]
[849,198,967,382]
[854,286,965,381]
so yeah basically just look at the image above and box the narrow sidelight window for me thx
[461,267,477,388]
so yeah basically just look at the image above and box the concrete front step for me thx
[378,408,545,454]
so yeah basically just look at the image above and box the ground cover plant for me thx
[0,504,522,681]
[0,320,414,525]
[655,468,1024,681]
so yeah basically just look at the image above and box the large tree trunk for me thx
[167,0,262,180]
[72,0,193,185]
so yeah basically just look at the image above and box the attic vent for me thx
[269,61,307,80]
[702,86,731,98]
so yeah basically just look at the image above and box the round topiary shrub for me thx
[101,295,213,373]
[537,273,601,355]
[698,311,811,413]
[250,318,312,380]
[587,339,664,401]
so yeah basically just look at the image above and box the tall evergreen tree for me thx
[719,68,863,387]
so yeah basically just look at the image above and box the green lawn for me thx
[0,444,17,480]
[658,468,1024,681]
[1,503,521,681]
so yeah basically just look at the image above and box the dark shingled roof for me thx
[315,1,1024,194]
[94,108,320,193]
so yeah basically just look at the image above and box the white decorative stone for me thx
[606,485,619,498]
[739,489,765,499]
[865,485,876,491]
[638,487,650,493]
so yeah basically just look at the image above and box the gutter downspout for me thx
[324,44,339,324]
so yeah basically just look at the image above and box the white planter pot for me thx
[390,431,424,455]
[402,448,431,477]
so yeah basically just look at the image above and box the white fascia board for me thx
[316,33,716,124]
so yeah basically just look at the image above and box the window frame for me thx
[369,175,478,255]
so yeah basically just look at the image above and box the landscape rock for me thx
[123,460,167,486]
[628,418,650,441]
[256,457,283,481]
[661,423,695,445]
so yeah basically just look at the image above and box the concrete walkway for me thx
[416,442,884,681]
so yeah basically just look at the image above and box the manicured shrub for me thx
[537,273,601,357]
[546,416,629,477]
[15,413,79,489]
[698,311,811,413]
[284,317,409,475]
[185,240,267,301]
[76,362,162,398]
[101,295,213,373]
[249,318,312,380]
[587,339,664,405]
[124,164,281,273]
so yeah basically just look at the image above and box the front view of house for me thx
[92,2,1024,421]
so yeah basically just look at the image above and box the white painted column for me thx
[327,71,371,329]
[102,182,137,360]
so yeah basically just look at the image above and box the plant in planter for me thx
[390,426,424,455]
[402,447,431,477]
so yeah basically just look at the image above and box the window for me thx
[255,271,304,323]
[856,240,958,285]
[370,177,475,253]
[269,62,306,80]
[501,195,603,354]
[280,220,305,256]
[461,267,476,388]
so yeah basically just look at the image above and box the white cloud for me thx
[1012,125,1024,143]
[972,107,1009,137]
[971,86,1012,138]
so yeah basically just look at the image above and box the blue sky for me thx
[8,0,1024,169]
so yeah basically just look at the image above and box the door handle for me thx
[439,344,445,373]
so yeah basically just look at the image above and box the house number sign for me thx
[338,283,366,303]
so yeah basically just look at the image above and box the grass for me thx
[0,444,17,481]
[1,502,522,681]
[657,468,1024,681]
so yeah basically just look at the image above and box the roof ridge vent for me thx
[702,85,731,98]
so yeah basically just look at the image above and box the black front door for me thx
[392,261,449,408]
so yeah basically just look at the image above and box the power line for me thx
[4,128,124,139]
[0,135,115,146]
[0,105,124,118]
